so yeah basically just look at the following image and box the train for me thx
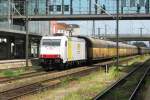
[39,36,150,70]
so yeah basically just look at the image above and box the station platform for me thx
[0,58,39,71]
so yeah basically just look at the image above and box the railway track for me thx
[0,66,100,100]
[0,55,144,100]
[129,65,150,100]
[0,55,138,84]
[0,70,50,83]
[93,59,150,100]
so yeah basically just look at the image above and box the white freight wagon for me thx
[39,36,87,70]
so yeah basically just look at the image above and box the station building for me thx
[0,0,50,59]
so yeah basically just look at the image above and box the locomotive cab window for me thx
[42,39,61,46]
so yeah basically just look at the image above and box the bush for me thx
[110,67,121,78]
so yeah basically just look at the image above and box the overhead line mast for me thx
[116,0,119,70]
[25,0,29,68]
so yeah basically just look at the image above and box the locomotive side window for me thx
[42,39,61,46]
[65,41,67,47]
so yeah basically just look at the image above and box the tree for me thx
[133,42,147,47]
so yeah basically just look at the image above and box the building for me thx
[51,22,80,36]
[54,23,69,35]
[0,0,50,59]
[69,24,80,36]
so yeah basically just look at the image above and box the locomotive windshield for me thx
[42,39,61,46]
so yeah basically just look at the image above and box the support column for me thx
[25,0,29,67]
[35,0,39,15]
[6,37,11,59]
[46,0,48,15]
[29,38,32,58]
[89,0,91,14]
[116,0,119,70]
[95,0,98,14]
[62,0,64,15]
[70,0,73,15]
[146,0,150,14]
[37,39,40,57]
[23,38,26,58]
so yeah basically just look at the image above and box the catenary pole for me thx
[25,0,29,68]
[105,24,107,39]
[116,0,119,70]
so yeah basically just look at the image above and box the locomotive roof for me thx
[77,36,137,48]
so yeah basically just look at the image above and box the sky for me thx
[59,20,150,36]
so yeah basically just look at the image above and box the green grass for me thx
[109,67,121,78]
[0,68,25,78]
[60,76,79,87]
[59,70,116,100]
[63,92,87,100]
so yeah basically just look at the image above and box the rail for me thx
[129,66,150,100]
[93,59,150,100]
